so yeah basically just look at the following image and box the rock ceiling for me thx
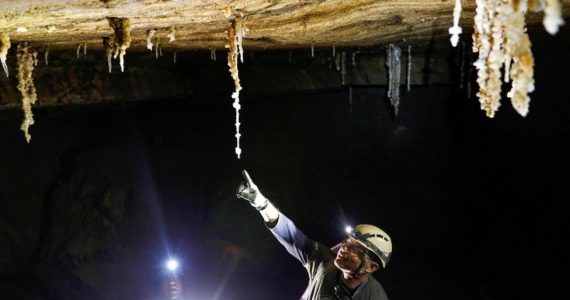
[2,0,569,51]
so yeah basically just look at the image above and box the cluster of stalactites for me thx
[1,33,10,77]
[451,0,563,45]
[226,17,246,159]
[386,44,402,116]
[472,0,564,118]
[104,17,132,73]
[16,43,39,143]
[146,28,174,60]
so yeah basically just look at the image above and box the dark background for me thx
[1,28,570,299]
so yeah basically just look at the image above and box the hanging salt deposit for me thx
[386,44,402,116]
[226,18,245,159]
[407,46,412,91]
[16,43,38,143]
[107,17,132,72]
[471,0,549,117]
[449,0,463,47]
[167,27,176,43]
[146,29,157,51]
[0,33,10,77]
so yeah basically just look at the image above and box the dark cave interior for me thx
[1,27,570,300]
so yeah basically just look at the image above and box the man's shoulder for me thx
[367,276,382,287]
[359,276,389,300]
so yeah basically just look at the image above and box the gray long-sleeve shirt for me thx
[268,212,389,300]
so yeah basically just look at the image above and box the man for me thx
[236,170,392,300]
[161,274,182,300]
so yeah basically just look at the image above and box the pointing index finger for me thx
[242,170,254,186]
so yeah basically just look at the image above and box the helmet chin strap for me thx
[354,254,370,278]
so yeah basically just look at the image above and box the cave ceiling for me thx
[2,0,570,51]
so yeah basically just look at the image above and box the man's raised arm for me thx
[236,170,314,265]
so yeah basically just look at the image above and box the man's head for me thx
[334,224,392,278]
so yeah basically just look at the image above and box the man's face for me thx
[334,237,368,273]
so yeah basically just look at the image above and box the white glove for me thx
[236,170,269,210]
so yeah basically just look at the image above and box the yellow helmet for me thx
[348,224,392,268]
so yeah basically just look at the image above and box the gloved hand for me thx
[236,170,269,210]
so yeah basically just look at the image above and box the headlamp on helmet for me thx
[345,224,392,268]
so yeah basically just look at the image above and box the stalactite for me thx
[387,46,391,99]
[159,44,163,57]
[155,39,160,59]
[235,16,247,63]
[0,33,10,77]
[107,17,132,72]
[543,0,565,35]
[76,43,82,58]
[507,33,534,117]
[167,27,176,43]
[351,51,359,68]
[44,46,49,66]
[386,44,402,116]
[44,26,54,67]
[341,52,347,86]
[449,0,463,47]
[503,2,535,117]
[407,45,412,91]
[311,42,315,58]
[473,0,502,118]
[226,20,243,159]
[471,0,547,117]
[333,52,340,72]
[16,43,38,143]
[485,0,504,118]
[472,0,492,114]
[146,29,156,51]
[173,51,177,64]
[103,36,113,73]
[332,45,336,57]
[210,47,217,61]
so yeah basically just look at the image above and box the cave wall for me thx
[0,29,570,300]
